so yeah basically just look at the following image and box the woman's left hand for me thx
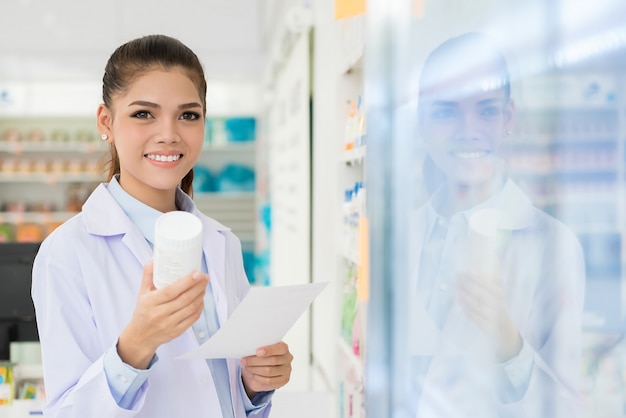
[241,341,293,399]
[456,271,522,362]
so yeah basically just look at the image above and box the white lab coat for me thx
[32,184,269,418]
[408,180,586,418]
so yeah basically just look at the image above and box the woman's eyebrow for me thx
[127,101,202,109]
[179,102,202,110]
[128,100,159,108]
[477,98,505,106]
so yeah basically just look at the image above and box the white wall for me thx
[0,0,264,82]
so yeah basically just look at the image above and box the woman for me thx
[32,34,292,417]
[409,32,586,417]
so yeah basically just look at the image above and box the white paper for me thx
[178,282,327,359]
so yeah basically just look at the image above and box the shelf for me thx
[194,192,256,244]
[13,364,43,382]
[0,399,45,416]
[341,146,366,165]
[0,141,107,154]
[340,48,364,76]
[0,173,103,183]
[341,246,359,265]
[338,338,363,380]
[0,211,77,224]
[509,137,617,148]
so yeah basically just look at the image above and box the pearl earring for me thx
[101,134,108,141]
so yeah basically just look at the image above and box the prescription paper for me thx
[178,282,327,359]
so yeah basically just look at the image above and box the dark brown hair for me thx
[418,31,511,102]
[102,34,207,196]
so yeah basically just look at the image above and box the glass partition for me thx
[364,1,626,416]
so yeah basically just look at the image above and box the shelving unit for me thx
[0,113,258,245]
[194,122,258,283]
[507,72,624,335]
[336,14,367,418]
[0,116,105,242]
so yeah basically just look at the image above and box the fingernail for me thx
[241,358,247,366]
[192,271,202,280]
[257,349,266,356]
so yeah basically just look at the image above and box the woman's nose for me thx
[155,120,180,143]
[455,112,482,141]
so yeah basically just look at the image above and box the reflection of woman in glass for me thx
[409,32,585,417]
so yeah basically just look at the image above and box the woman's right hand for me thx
[117,260,209,369]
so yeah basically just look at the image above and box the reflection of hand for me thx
[455,270,522,362]
[241,341,293,398]
[118,260,209,369]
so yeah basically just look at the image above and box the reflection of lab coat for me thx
[32,184,267,418]
[409,180,585,418]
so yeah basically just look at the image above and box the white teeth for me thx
[147,154,181,162]
[453,151,485,159]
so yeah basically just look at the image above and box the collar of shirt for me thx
[107,175,196,246]
[424,178,534,241]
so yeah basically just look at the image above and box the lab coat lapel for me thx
[121,229,152,267]
[203,227,228,326]
[82,184,152,267]
[201,224,241,414]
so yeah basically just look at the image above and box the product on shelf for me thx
[0,224,15,242]
[0,362,15,404]
[74,129,95,142]
[3,201,26,213]
[1,129,21,142]
[0,158,18,172]
[84,159,101,174]
[204,117,257,146]
[15,223,43,243]
[27,129,45,142]
[49,159,67,174]
[46,221,64,236]
[16,159,32,173]
[216,164,255,192]
[67,159,84,174]
[192,164,216,193]
[50,129,70,142]
[30,201,55,213]
[32,159,49,174]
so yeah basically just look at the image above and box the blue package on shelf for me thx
[242,249,256,284]
[192,165,216,193]
[254,250,271,286]
[224,117,256,142]
[259,203,271,230]
[216,164,255,192]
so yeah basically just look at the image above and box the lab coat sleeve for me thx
[32,228,147,418]
[501,228,586,418]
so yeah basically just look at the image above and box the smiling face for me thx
[97,67,204,211]
[420,83,514,188]
[417,33,515,197]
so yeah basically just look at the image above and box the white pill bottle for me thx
[153,211,203,289]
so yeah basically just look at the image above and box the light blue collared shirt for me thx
[416,179,534,401]
[102,176,271,414]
